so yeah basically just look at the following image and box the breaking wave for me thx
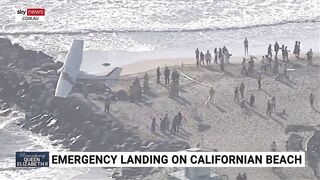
[1,18,319,36]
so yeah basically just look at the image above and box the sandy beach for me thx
[89,55,320,179]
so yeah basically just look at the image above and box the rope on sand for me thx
[178,70,214,88]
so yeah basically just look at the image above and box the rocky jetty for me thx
[0,38,189,162]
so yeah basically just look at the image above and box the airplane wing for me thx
[78,67,122,81]
[54,40,84,98]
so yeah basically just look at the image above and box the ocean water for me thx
[0,0,319,64]
[0,0,319,179]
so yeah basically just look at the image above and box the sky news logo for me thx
[16,8,45,22]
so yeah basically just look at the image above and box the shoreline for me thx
[120,54,320,75]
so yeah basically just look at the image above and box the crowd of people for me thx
[195,46,231,69]
[150,111,184,134]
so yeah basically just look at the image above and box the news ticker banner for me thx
[15,8,45,22]
[16,151,305,168]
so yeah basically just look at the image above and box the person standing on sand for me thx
[156,67,161,83]
[293,41,298,58]
[274,42,279,59]
[280,45,285,61]
[244,38,249,56]
[214,48,218,64]
[241,58,246,75]
[195,48,200,65]
[258,73,262,89]
[307,49,313,64]
[104,96,111,113]
[239,82,245,98]
[164,67,170,85]
[234,87,239,102]
[268,44,272,58]
[310,93,315,108]
[200,51,205,65]
[284,46,289,61]
[171,115,178,134]
[151,117,156,133]
[266,100,272,116]
[163,114,169,132]
[297,42,301,58]
[177,111,183,132]
[250,94,255,106]
[205,50,212,66]
[209,87,215,104]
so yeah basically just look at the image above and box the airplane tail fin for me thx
[104,67,122,88]
[105,67,122,79]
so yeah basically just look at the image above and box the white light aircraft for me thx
[54,39,121,98]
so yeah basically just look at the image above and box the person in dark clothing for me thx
[266,100,272,116]
[307,49,313,64]
[274,42,279,59]
[250,94,255,106]
[293,41,298,58]
[151,117,156,133]
[156,67,161,83]
[244,38,248,56]
[162,114,169,133]
[214,48,218,64]
[218,48,224,63]
[268,44,272,58]
[241,58,246,75]
[310,93,315,108]
[160,118,165,132]
[258,73,262,89]
[170,115,178,134]
[234,87,239,102]
[239,82,245,98]
[223,46,230,63]
[200,52,205,65]
[195,48,200,64]
[104,96,111,113]
[205,50,212,66]
[284,46,289,61]
[176,111,183,132]
[164,67,170,85]
[297,41,301,58]
[280,45,285,61]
